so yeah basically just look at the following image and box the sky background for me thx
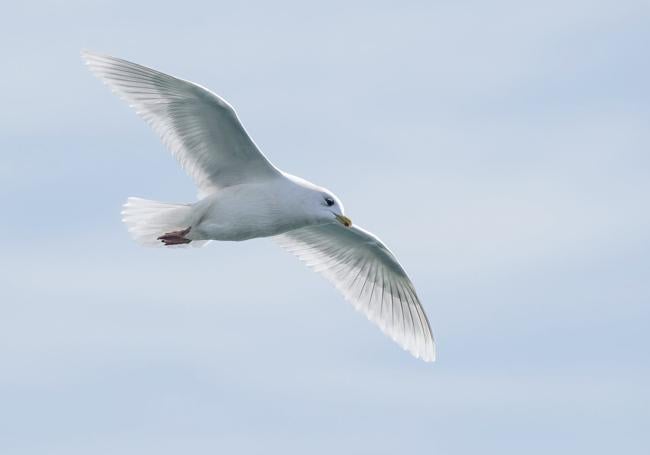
[1,0,649,453]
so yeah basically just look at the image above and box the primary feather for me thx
[82,51,280,194]
[276,224,435,361]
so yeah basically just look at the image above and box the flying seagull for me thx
[83,51,435,362]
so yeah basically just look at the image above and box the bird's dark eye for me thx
[325,197,335,207]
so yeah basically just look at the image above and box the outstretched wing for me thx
[83,51,280,194]
[276,223,435,361]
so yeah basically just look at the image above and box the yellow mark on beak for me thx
[335,214,352,228]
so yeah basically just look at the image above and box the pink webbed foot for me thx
[157,227,192,246]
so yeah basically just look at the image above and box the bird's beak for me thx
[335,214,352,228]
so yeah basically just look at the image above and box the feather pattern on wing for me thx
[82,51,280,194]
[276,223,435,361]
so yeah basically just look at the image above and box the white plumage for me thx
[276,225,435,361]
[84,51,435,362]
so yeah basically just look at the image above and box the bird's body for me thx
[155,174,340,242]
[191,180,297,241]
[84,51,436,361]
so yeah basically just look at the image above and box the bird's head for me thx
[318,191,352,228]
[285,173,352,228]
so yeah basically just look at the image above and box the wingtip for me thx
[80,50,117,67]
[80,50,104,70]
[423,349,436,363]
[80,49,95,62]
[413,344,436,363]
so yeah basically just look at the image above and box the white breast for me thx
[191,178,318,241]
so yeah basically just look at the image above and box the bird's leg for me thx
[158,226,192,246]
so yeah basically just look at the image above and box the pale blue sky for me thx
[1,1,649,453]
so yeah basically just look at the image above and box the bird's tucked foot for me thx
[158,227,192,246]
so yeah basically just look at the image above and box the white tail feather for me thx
[121,197,206,247]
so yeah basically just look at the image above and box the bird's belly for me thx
[191,189,308,241]
[196,218,294,241]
